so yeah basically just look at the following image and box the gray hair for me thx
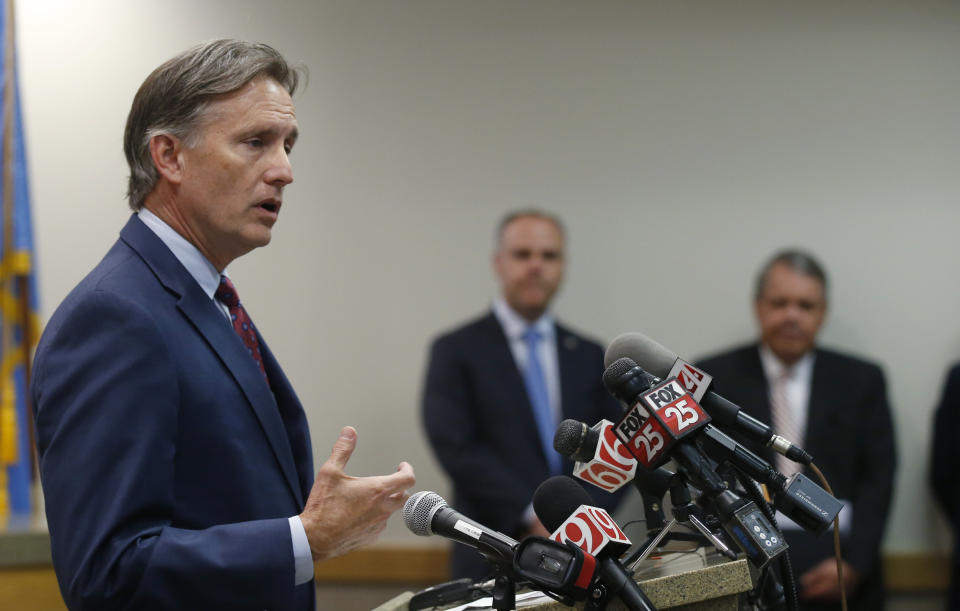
[754,249,828,301]
[494,209,566,248]
[123,39,305,210]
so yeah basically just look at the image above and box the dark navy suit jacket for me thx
[32,215,315,610]
[697,344,896,611]
[931,363,960,611]
[421,312,624,580]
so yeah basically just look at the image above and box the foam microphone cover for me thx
[534,475,595,532]
[602,357,658,405]
[554,420,597,462]
[605,332,678,378]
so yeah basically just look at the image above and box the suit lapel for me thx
[259,334,313,501]
[178,287,305,506]
[738,347,773,424]
[120,216,305,506]
[555,324,582,420]
[481,313,545,453]
[727,347,778,464]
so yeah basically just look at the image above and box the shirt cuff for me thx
[288,515,314,585]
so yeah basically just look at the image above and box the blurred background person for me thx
[930,363,960,610]
[697,250,896,611]
[420,210,624,580]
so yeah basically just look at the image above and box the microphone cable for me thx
[808,462,848,611]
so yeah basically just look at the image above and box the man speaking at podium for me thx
[421,210,623,580]
[31,40,415,610]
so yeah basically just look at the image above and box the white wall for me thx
[17,0,960,553]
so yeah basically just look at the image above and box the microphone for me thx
[602,356,780,489]
[604,357,841,537]
[553,419,637,492]
[535,475,632,559]
[403,491,517,567]
[602,358,714,471]
[512,537,599,603]
[554,418,691,534]
[534,476,656,611]
[404,492,602,604]
[605,332,813,465]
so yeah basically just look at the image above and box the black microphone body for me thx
[597,555,657,611]
[699,390,813,465]
[632,467,676,533]
[432,506,517,564]
[699,424,787,491]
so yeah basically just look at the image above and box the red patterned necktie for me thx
[215,276,269,384]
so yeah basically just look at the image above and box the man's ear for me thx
[149,133,184,184]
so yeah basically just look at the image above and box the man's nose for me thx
[784,304,803,320]
[265,146,294,186]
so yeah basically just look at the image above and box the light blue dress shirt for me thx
[491,296,562,528]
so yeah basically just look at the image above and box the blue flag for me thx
[0,0,39,522]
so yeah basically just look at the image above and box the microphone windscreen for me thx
[605,332,677,378]
[534,475,594,532]
[554,419,594,462]
[403,490,446,536]
[601,357,639,393]
[603,357,659,406]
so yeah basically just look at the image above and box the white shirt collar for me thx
[492,296,555,340]
[758,344,815,382]
[137,208,225,300]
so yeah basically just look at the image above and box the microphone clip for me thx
[513,537,596,604]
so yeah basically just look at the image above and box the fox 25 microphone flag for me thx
[0,0,39,522]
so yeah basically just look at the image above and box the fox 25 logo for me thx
[614,378,710,468]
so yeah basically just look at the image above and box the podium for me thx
[374,550,754,611]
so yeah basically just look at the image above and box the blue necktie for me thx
[522,328,562,475]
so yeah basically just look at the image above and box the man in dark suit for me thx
[31,40,415,610]
[421,210,624,580]
[697,250,896,611]
[930,364,960,610]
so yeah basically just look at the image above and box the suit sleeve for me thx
[930,364,960,520]
[33,291,295,611]
[420,336,533,534]
[844,364,897,576]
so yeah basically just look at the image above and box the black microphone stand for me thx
[624,468,738,569]
[490,567,516,611]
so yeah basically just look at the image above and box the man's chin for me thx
[770,341,813,364]
[245,228,273,248]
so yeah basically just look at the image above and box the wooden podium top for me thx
[374,550,754,611]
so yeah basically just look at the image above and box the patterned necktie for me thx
[769,367,799,475]
[215,276,269,385]
[522,328,562,475]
